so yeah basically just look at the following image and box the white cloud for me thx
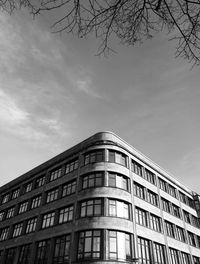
[76,78,102,98]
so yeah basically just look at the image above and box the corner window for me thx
[80,199,102,218]
[108,199,130,219]
[108,172,129,191]
[108,150,127,167]
[82,172,103,190]
[84,150,104,165]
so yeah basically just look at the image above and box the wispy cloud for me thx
[76,78,102,98]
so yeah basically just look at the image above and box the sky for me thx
[0,9,200,194]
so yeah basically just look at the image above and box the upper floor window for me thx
[188,231,196,247]
[145,169,156,185]
[0,227,9,241]
[131,160,142,176]
[46,188,59,203]
[24,182,33,193]
[168,184,177,198]
[153,243,166,264]
[146,190,159,207]
[35,176,46,188]
[159,178,167,192]
[108,172,129,191]
[82,172,103,190]
[35,240,50,264]
[80,199,102,218]
[50,167,62,182]
[180,252,190,264]
[0,211,5,221]
[59,205,74,224]
[108,231,131,260]
[109,199,130,219]
[183,210,191,224]
[150,214,162,233]
[169,248,179,264]
[62,181,76,197]
[133,182,145,200]
[193,256,200,264]
[65,159,79,174]
[13,222,23,237]
[171,204,181,218]
[135,207,148,227]
[19,201,29,214]
[165,221,175,238]
[11,188,20,199]
[109,150,127,167]
[179,191,187,204]
[6,207,15,219]
[42,212,55,229]
[191,215,200,228]
[78,230,102,260]
[5,248,17,264]
[53,235,70,263]
[176,226,186,242]
[18,244,31,264]
[161,198,171,213]
[26,217,37,234]
[84,150,104,165]
[1,193,9,204]
[31,195,42,209]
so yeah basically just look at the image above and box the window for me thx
[171,204,181,218]
[6,207,15,219]
[108,231,131,260]
[108,172,129,191]
[147,190,159,206]
[18,244,31,264]
[84,150,104,165]
[138,237,151,264]
[50,167,62,181]
[161,198,170,213]
[169,248,179,264]
[82,172,103,189]
[53,235,70,264]
[183,211,191,224]
[180,252,190,264]
[168,184,177,198]
[2,193,9,204]
[0,227,9,241]
[188,197,195,209]
[26,217,37,233]
[13,222,23,237]
[24,182,32,193]
[145,169,156,185]
[19,201,29,214]
[11,188,20,199]
[135,207,148,227]
[80,199,102,218]
[62,181,76,197]
[65,159,78,174]
[31,195,42,209]
[78,230,101,259]
[159,178,167,192]
[153,243,166,264]
[35,176,45,188]
[35,240,50,264]
[134,182,145,199]
[131,160,142,176]
[0,211,4,221]
[150,214,162,232]
[46,188,59,203]
[42,212,55,229]
[5,248,17,264]
[193,256,200,264]
[188,232,196,247]
[176,226,186,242]
[165,221,175,238]
[191,215,200,228]
[109,150,127,166]
[179,191,187,204]
[59,205,74,224]
[108,199,130,219]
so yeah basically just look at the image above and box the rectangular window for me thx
[82,172,103,189]
[145,169,156,185]
[108,172,129,191]
[81,199,102,218]
[35,176,46,188]
[171,204,181,218]
[193,256,200,264]
[42,212,55,229]
[134,182,145,199]
[191,215,200,228]
[59,205,74,224]
[24,182,32,193]
[31,195,42,209]
[0,211,4,221]
[161,198,171,213]
[150,214,162,232]
[46,188,59,203]
[159,178,167,192]
[153,243,166,264]
[18,244,31,264]
[26,217,37,234]
[6,207,15,219]
[53,235,71,264]
[168,184,177,198]
[108,150,127,166]
[0,227,9,241]
[50,167,62,182]
[11,188,20,199]
[165,221,175,238]
[188,232,196,247]
[131,160,142,176]
[35,240,51,264]
[19,201,29,214]
[2,193,9,204]
[176,226,186,242]
[169,248,179,264]
[138,237,151,264]
[13,222,23,237]
[5,248,17,264]
[78,230,102,259]
[108,199,130,219]
[179,191,187,204]
[183,211,191,224]
[147,190,159,207]
[84,150,104,165]
[62,181,76,197]
[65,159,79,174]
[135,207,148,227]
[180,252,190,264]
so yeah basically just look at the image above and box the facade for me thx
[0,132,200,264]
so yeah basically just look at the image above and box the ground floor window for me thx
[53,235,70,264]
[35,240,51,264]
[138,237,151,264]
[18,244,31,264]
[5,247,17,264]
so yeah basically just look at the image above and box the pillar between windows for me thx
[48,237,55,264]
[29,242,37,264]
[54,209,60,226]
[41,191,47,206]
[102,229,107,260]
[105,149,109,162]
[36,214,42,231]
[13,246,20,264]
[58,185,63,200]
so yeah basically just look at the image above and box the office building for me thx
[0,131,200,264]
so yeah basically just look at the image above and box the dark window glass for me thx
[183,210,191,224]
[180,252,190,264]
[5,248,17,264]
[50,167,62,182]
[65,159,78,174]
[80,199,102,217]
[171,204,181,218]
[62,181,76,197]
[0,211,5,221]
[176,226,186,242]
[188,232,196,247]
[161,198,170,213]
[35,240,51,264]
[53,235,70,264]
[26,217,37,234]
[59,206,74,223]
[42,212,55,229]
[179,191,187,204]
[193,256,200,264]
[108,172,129,191]
[169,248,179,264]
[2,193,9,204]
[135,207,148,227]
[131,160,142,176]
[46,188,59,203]
[18,244,31,264]
[138,237,151,264]
[134,182,145,199]
[82,172,103,189]
[84,150,104,165]
[153,243,166,264]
